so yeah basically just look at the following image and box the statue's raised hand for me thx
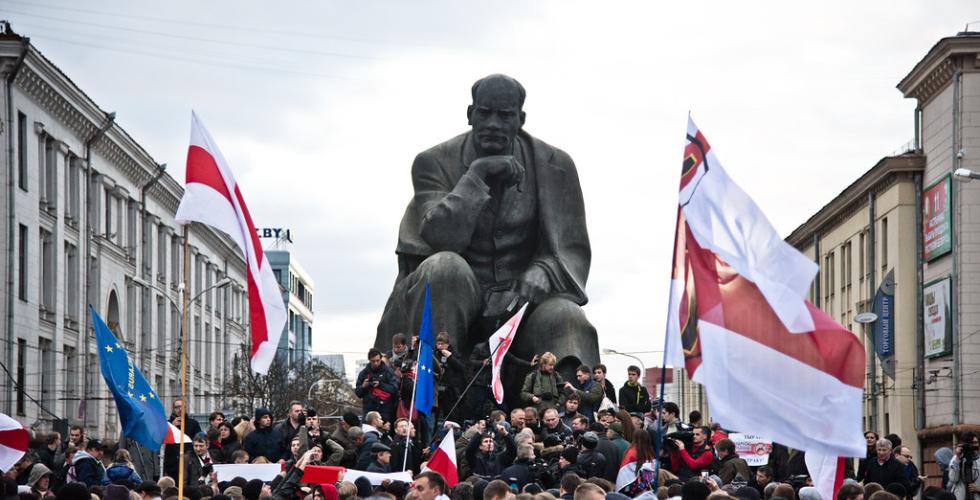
[470,155,524,188]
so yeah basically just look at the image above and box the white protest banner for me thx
[343,469,414,485]
[729,433,773,466]
[212,463,282,482]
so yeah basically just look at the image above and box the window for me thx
[157,296,166,364]
[157,226,167,282]
[66,156,80,225]
[40,339,53,410]
[16,339,26,415]
[142,218,153,277]
[167,304,177,356]
[881,217,888,272]
[171,236,181,287]
[65,243,79,320]
[141,287,151,352]
[127,199,137,255]
[18,224,27,301]
[39,229,54,313]
[41,136,57,211]
[205,321,212,375]
[859,232,866,283]
[17,112,27,191]
[194,315,201,373]
[104,189,114,239]
[205,265,213,311]
[64,345,77,417]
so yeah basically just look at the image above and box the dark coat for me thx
[499,459,534,489]
[163,415,202,479]
[861,457,909,491]
[354,364,398,420]
[601,379,617,404]
[716,454,752,485]
[243,425,283,462]
[618,383,650,414]
[465,433,517,479]
[596,435,622,483]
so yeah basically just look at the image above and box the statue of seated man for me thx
[376,74,598,402]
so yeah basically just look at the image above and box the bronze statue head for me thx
[467,74,527,157]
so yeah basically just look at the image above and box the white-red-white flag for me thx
[163,422,193,444]
[666,117,866,499]
[175,112,286,374]
[489,304,528,404]
[0,413,27,472]
[422,430,459,487]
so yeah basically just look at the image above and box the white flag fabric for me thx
[488,304,528,404]
[666,117,866,498]
[0,413,27,473]
[174,112,286,374]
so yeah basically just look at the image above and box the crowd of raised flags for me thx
[3,115,974,500]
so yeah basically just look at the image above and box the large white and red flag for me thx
[666,117,865,499]
[422,430,459,487]
[489,304,529,404]
[175,112,286,374]
[0,412,28,472]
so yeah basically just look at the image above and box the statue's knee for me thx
[418,251,473,285]
[529,297,595,335]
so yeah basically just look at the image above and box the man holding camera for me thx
[948,432,979,500]
[355,348,399,424]
[541,408,573,442]
[465,424,517,479]
[434,332,466,421]
[667,425,715,481]
[521,352,565,413]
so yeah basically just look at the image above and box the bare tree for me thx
[225,345,359,419]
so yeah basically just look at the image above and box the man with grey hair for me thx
[499,443,536,489]
[340,426,363,468]
[857,438,908,490]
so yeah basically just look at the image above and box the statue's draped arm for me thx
[413,150,491,253]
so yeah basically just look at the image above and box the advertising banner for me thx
[873,270,896,378]
[924,277,952,357]
[923,176,952,261]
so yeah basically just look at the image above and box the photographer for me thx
[434,332,466,422]
[521,352,566,413]
[667,425,714,481]
[541,408,573,442]
[355,348,399,424]
[949,432,980,500]
[500,443,537,490]
[559,394,583,429]
[465,424,517,479]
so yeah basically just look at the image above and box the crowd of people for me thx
[3,339,979,500]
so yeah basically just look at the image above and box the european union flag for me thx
[414,285,435,416]
[89,305,168,449]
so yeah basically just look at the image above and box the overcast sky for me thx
[3,0,976,385]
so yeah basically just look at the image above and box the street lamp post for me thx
[307,378,341,403]
[602,348,647,384]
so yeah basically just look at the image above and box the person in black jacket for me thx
[499,443,536,490]
[209,422,240,464]
[465,426,517,479]
[244,408,284,462]
[163,399,202,479]
[858,438,909,491]
[355,349,399,424]
[618,366,650,415]
[434,332,467,423]
[390,418,424,474]
[593,364,616,405]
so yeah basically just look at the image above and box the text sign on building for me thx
[923,277,952,358]
[728,433,773,466]
[922,176,951,261]
[873,270,895,379]
[255,227,292,242]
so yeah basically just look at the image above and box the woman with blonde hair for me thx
[520,351,565,413]
[106,449,142,486]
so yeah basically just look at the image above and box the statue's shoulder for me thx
[521,131,574,168]
[415,132,469,164]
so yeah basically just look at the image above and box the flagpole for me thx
[177,225,190,500]
[440,338,506,424]
[402,364,420,472]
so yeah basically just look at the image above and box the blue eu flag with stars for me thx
[414,285,435,416]
[90,305,168,449]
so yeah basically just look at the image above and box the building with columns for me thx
[0,25,250,438]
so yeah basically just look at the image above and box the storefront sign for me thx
[923,176,951,261]
[924,277,952,358]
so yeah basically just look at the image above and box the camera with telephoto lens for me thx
[663,431,694,451]
[539,392,556,401]
[786,475,810,492]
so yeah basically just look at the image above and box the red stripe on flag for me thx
[685,222,865,388]
[234,185,265,269]
[834,457,846,497]
[186,146,233,204]
[0,428,29,452]
[247,270,269,358]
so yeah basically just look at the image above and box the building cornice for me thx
[785,154,925,248]
[897,34,980,104]
[3,38,246,270]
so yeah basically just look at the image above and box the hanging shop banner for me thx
[873,270,896,379]
[923,277,952,358]
[923,176,952,262]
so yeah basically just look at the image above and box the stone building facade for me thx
[0,26,251,438]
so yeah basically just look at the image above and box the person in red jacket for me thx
[669,425,715,481]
